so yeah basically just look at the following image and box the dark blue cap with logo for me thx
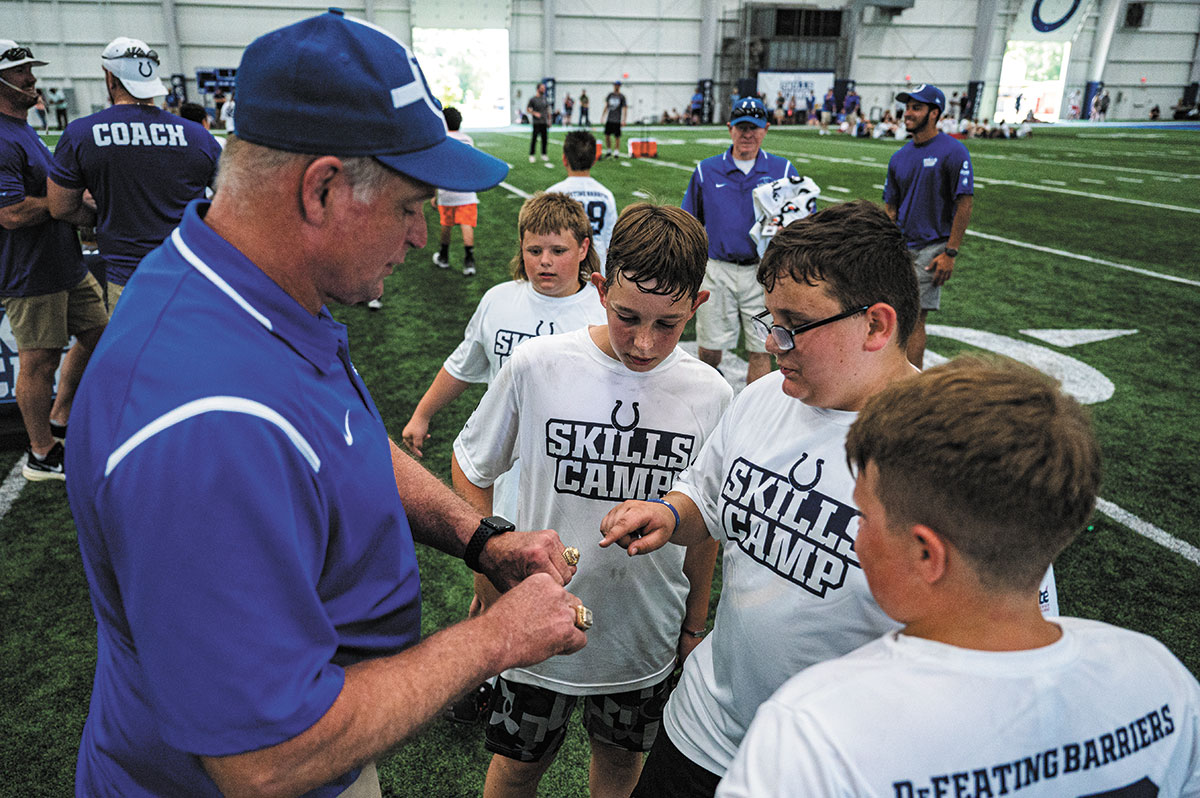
[730,96,769,128]
[895,84,946,113]
[234,8,507,192]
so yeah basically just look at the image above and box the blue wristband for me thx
[649,498,680,534]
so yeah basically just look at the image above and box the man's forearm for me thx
[0,195,50,229]
[390,438,477,557]
[947,195,973,249]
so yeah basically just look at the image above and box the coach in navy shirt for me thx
[883,83,974,367]
[66,12,587,797]
[683,96,797,387]
[49,37,220,312]
[0,41,107,481]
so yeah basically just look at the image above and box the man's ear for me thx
[863,302,898,353]
[297,156,345,225]
[910,524,948,584]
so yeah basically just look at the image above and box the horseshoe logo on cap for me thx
[787,453,824,492]
[611,400,640,432]
[138,61,153,77]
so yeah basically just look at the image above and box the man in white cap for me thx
[0,41,108,480]
[48,37,221,312]
[66,11,589,797]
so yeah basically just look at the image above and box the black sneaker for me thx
[462,261,477,277]
[23,442,65,482]
[444,681,492,724]
[50,420,67,441]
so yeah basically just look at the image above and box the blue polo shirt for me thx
[0,112,86,297]
[50,104,220,286]
[682,147,797,263]
[66,200,421,797]
[883,131,974,249]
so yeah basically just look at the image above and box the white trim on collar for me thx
[170,227,273,332]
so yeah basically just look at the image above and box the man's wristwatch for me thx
[944,247,959,258]
[464,516,515,573]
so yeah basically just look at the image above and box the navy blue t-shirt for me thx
[0,113,86,297]
[50,104,220,285]
[883,132,974,249]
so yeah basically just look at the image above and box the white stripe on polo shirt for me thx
[105,395,321,477]
[169,228,273,331]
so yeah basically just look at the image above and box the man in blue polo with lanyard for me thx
[66,12,589,797]
[683,96,797,387]
[884,83,974,367]
[48,36,221,313]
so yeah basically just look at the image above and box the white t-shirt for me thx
[454,328,733,694]
[664,372,1058,775]
[436,130,479,208]
[544,175,618,269]
[444,280,604,519]
[719,618,1200,798]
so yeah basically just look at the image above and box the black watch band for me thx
[944,247,959,258]
[463,515,515,573]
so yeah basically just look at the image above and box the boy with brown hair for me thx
[453,204,733,798]
[719,356,1200,796]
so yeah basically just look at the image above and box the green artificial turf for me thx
[1,123,1197,796]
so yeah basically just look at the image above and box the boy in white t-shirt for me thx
[432,107,483,276]
[720,357,1200,797]
[453,204,734,798]
[545,129,618,268]
[401,191,605,497]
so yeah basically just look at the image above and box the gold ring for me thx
[563,546,580,566]
[574,604,593,631]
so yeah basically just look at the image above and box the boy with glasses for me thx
[600,201,1056,798]
[719,356,1200,797]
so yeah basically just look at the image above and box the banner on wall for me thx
[1011,0,1086,41]
[757,71,835,107]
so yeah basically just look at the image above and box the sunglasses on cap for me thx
[104,46,159,64]
[732,102,767,120]
[1,47,36,63]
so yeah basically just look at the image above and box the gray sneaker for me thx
[23,442,65,481]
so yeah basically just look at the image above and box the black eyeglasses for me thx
[104,46,159,64]
[1,47,35,63]
[750,305,870,351]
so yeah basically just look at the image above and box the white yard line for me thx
[0,457,28,519]
[1096,499,1200,567]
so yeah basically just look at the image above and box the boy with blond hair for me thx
[453,204,733,798]
[719,357,1200,797]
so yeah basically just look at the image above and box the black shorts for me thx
[632,728,722,798]
[484,674,673,763]
[604,120,622,137]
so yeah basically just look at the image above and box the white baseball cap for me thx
[0,40,48,70]
[101,37,166,98]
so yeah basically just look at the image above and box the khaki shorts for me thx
[694,258,767,353]
[336,762,380,798]
[105,281,124,315]
[2,272,107,350]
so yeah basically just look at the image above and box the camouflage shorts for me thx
[484,674,673,762]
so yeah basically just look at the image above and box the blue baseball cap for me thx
[896,84,946,113]
[730,97,769,128]
[234,9,507,192]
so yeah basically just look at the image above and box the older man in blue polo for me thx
[682,96,798,387]
[66,12,590,797]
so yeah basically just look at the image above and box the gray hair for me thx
[215,136,395,204]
